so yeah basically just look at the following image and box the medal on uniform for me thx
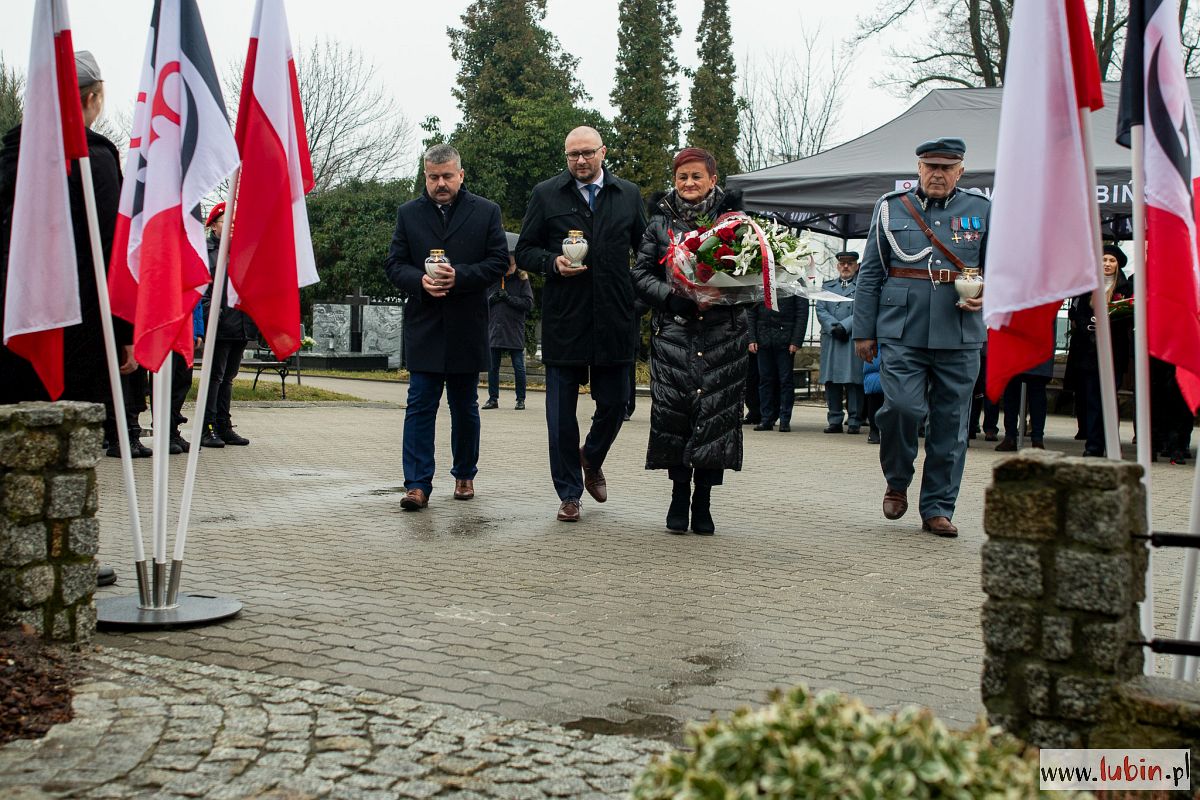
[950,217,962,242]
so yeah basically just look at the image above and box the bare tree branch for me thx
[224,38,415,192]
[736,27,851,170]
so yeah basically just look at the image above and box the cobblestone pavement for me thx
[3,378,1196,797]
[0,649,667,799]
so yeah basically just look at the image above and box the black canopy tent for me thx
[727,80,1200,240]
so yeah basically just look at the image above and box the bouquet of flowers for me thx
[664,212,817,308]
[1107,292,1133,320]
[300,335,316,351]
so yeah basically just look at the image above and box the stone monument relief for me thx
[311,304,351,352]
[362,306,404,368]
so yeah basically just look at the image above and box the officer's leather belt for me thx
[888,267,961,283]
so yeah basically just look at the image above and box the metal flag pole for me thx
[78,157,150,606]
[150,357,173,606]
[167,169,239,605]
[1130,124,1156,675]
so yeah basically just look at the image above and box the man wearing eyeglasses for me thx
[853,137,990,539]
[516,126,647,523]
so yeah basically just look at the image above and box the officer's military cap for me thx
[915,137,966,164]
[835,251,860,261]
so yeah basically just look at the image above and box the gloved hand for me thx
[666,294,700,318]
[489,291,506,306]
[831,323,849,342]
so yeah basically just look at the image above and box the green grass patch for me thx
[185,379,364,402]
[303,368,408,381]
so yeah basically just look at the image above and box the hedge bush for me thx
[632,685,1087,799]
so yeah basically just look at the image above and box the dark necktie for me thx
[438,204,449,226]
[584,184,598,210]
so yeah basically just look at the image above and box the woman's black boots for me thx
[691,484,714,535]
[667,480,690,533]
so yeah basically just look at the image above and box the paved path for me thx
[0,650,666,799]
[2,378,1196,797]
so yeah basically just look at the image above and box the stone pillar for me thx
[981,451,1147,748]
[0,401,105,642]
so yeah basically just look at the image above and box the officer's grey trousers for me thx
[877,343,980,520]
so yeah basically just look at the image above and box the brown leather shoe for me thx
[557,499,582,522]
[453,479,474,500]
[580,448,607,503]
[922,516,959,537]
[882,487,908,520]
[400,488,428,511]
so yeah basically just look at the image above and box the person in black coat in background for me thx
[1064,243,1133,457]
[746,293,809,432]
[482,234,534,410]
[632,147,748,535]
[200,203,259,449]
[0,54,136,408]
[516,126,647,523]
[384,144,508,511]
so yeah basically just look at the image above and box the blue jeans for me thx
[402,371,480,495]
[487,348,526,402]
[545,364,629,501]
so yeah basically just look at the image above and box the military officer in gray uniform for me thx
[852,137,988,538]
[817,251,864,434]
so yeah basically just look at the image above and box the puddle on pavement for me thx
[564,713,682,740]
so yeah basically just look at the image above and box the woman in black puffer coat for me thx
[632,147,748,535]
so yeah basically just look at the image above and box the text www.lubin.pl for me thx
[1039,749,1190,791]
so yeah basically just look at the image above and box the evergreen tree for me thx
[448,0,597,224]
[0,58,24,142]
[610,0,682,197]
[686,0,740,176]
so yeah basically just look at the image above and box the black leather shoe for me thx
[867,430,881,444]
[742,416,760,426]
[515,401,526,410]
[201,426,225,448]
[753,422,774,431]
[217,425,249,446]
[106,439,152,458]
[97,565,116,587]
[778,423,791,432]
[482,398,498,410]
[847,426,861,434]
[823,424,843,434]
[995,438,1017,452]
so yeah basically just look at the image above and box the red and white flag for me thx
[983,0,1103,401]
[1118,0,1200,410]
[228,0,317,359]
[2,0,89,399]
[107,0,239,372]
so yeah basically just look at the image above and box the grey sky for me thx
[0,1,914,168]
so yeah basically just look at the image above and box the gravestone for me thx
[362,305,404,369]
[311,304,351,352]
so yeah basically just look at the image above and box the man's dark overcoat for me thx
[384,189,508,373]
[515,168,646,367]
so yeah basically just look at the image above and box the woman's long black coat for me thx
[632,190,748,471]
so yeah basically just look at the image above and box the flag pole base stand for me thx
[96,592,242,629]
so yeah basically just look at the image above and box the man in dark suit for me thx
[516,126,647,523]
[383,144,508,511]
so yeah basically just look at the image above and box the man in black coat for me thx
[516,126,647,523]
[384,144,508,510]
[745,294,810,432]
